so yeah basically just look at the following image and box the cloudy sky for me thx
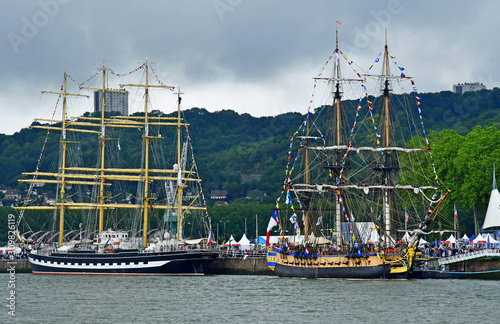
[0,0,497,135]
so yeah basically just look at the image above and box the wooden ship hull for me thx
[267,247,412,279]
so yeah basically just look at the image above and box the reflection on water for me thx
[4,274,500,323]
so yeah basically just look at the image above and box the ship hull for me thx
[411,255,500,279]
[268,247,408,279]
[273,262,390,279]
[29,250,219,276]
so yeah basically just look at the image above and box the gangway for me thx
[436,249,500,266]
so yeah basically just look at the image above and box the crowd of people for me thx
[420,244,498,258]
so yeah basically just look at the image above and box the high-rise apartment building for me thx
[94,90,129,115]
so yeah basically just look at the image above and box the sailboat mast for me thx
[334,25,343,246]
[98,63,107,234]
[383,30,392,249]
[304,113,310,242]
[142,60,152,249]
[58,74,69,247]
[120,60,176,248]
[80,62,127,234]
[58,73,68,248]
[384,33,390,147]
[40,72,89,247]
[176,91,184,241]
[335,27,341,148]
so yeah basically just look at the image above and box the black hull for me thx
[411,268,500,280]
[411,255,500,279]
[410,269,467,279]
[29,250,219,276]
[274,262,392,279]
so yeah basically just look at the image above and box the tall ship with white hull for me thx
[16,61,219,275]
[267,28,448,279]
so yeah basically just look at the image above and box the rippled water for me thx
[3,273,500,323]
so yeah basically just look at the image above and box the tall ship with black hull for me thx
[266,28,448,279]
[16,61,219,275]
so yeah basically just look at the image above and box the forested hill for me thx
[410,89,500,135]
[1,88,500,202]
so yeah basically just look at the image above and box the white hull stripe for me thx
[29,257,170,270]
[32,272,203,276]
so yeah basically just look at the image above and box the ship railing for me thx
[219,251,268,259]
[437,249,500,266]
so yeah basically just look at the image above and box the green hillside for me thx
[2,88,500,242]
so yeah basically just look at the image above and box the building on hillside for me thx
[4,188,21,200]
[453,82,486,94]
[94,90,129,115]
[183,190,198,201]
[210,190,227,200]
[0,185,10,194]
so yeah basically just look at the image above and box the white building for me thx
[453,82,486,94]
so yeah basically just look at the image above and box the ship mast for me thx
[334,25,343,247]
[304,113,310,242]
[176,90,185,241]
[80,62,128,234]
[120,59,175,249]
[18,63,205,249]
[382,30,392,249]
[41,72,89,247]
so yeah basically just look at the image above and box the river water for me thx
[2,273,499,323]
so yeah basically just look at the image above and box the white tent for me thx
[237,233,252,250]
[472,234,487,244]
[308,236,332,245]
[368,229,380,244]
[224,235,237,247]
[261,235,305,245]
[459,234,469,242]
[418,237,429,248]
[442,234,456,244]
[485,234,500,244]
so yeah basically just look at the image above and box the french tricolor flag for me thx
[207,230,212,246]
[266,207,280,246]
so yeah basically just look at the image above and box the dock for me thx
[0,259,31,273]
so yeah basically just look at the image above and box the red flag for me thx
[336,20,341,24]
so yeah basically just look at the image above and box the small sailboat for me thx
[266,28,449,279]
[482,163,500,231]
[15,61,219,275]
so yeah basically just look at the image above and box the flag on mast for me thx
[266,206,280,246]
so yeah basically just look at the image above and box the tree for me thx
[455,126,500,234]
